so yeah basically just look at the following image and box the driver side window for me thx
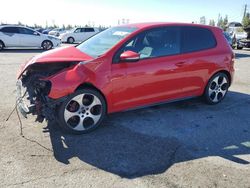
[114,27,181,63]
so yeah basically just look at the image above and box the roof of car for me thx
[121,22,219,30]
[0,24,27,28]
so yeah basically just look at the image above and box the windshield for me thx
[77,26,138,58]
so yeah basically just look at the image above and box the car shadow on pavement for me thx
[46,91,250,179]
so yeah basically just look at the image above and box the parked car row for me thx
[1,23,248,51]
[0,25,61,50]
[0,25,101,50]
[48,28,66,37]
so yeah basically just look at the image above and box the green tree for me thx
[209,19,215,26]
[52,24,58,29]
[223,15,228,28]
[18,21,23,26]
[242,13,250,28]
[66,24,73,30]
[217,15,228,30]
[33,23,42,28]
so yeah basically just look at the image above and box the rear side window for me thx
[1,27,19,33]
[84,28,95,32]
[181,27,216,53]
[18,28,35,35]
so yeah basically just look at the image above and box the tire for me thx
[236,46,243,50]
[67,37,75,44]
[204,72,229,105]
[42,40,53,50]
[57,89,106,134]
[0,41,5,50]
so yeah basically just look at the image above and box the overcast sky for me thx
[0,0,249,27]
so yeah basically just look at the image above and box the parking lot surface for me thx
[0,47,250,188]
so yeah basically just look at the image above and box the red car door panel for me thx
[111,55,192,112]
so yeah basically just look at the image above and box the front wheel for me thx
[0,41,4,50]
[42,40,53,50]
[204,72,229,105]
[57,89,106,134]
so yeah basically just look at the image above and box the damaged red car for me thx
[17,23,235,134]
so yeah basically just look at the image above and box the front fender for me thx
[47,64,92,99]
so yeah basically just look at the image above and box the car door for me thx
[81,28,95,41]
[73,28,82,42]
[111,27,190,111]
[0,27,20,47]
[18,27,42,47]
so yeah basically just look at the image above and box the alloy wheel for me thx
[64,93,103,131]
[42,41,52,50]
[208,75,228,103]
[68,37,74,44]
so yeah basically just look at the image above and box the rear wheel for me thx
[67,37,75,44]
[204,72,229,105]
[0,41,4,50]
[58,89,106,134]
[42,40,53,50]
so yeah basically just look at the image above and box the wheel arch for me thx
[67,36,75,42]
[203,69,232,95]
[75,82,108,112]
[41,40,53,48]
[0,40,5,47]
[215,70,232,86]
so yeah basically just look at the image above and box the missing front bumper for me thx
[16,80,34,118]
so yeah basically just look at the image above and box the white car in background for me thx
[48,28,66,37]
[0,25,61,50]
[59,27,99,43]
[226,22,249,49]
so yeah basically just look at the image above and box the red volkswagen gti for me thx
[17,23,235,134]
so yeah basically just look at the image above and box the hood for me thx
[17,46,94,78]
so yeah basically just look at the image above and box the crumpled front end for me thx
[16,46,95,122]
[16,62,78,122]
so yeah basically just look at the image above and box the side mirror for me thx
[34,32,40,36]
[120,50,140,62]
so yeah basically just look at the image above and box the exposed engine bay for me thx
[17,62,78,122]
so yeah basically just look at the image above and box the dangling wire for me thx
[5,91,52,152]
[5,91,27,122]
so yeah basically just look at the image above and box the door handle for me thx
[175,62,186,67]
